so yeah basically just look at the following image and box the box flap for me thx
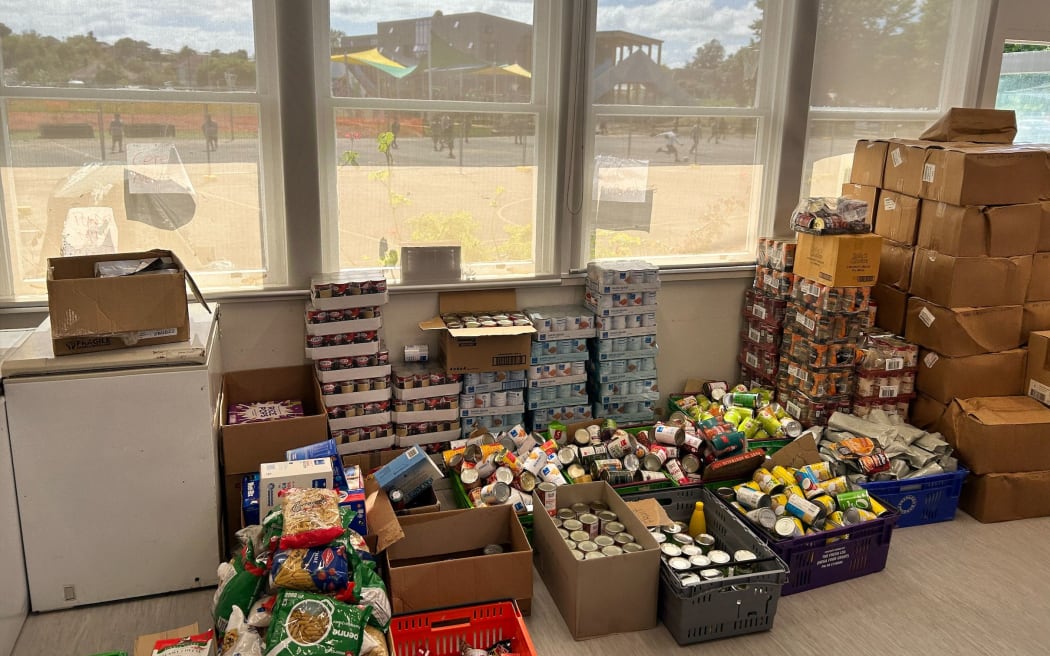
[919,107,1017,143]
[625,498,672,528]
[438,289,518,314]
[418,316,447,331]
[958,396,1050,427]
[770,434,821,469]
[133,624,199,656]
[364,474,403,552]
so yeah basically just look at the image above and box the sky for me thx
[2,0,760,69]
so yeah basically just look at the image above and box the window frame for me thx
[0,0,288,298]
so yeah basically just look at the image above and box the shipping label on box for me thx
[883,139,938,197]
[874,191,920,244]
[920,144,1050,206]
[259,459,334,518]
[905,299,1023,357]
[1026,331,1050,407]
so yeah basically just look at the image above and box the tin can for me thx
[541,463,569,486]
[559,510,578,524]
[614,532,635,546]
[489,466,515,486]
[836,489,874,511]
[534,481,557,516]
[570,502,590,517]
[517,470,538,493]
[770,465,797,488]
[522,448,547,476]
[556,446,577,467]
[680,453,702,474]
[597,510,618,534]
[639,470,668,482]
[601,469,636,485]
[681,432,703,454]
[736,486,772,510]
[480,482,510,505]
[752,468,784,495]
[571,531,591,543]
[708,431,745,455]
[818,475,850,497]
[773,516,799,538]
[769,493,788,515]
[801,462,834,483]
[737,417,761,440]
[641,451,665,472]
[567,464,587,481]
[604,521,626,538]
[606,433,634,460]
[811,494,837,516]
[460,467,481,490]
[475,453,499,480]
[665,458,689,485]
[579,513,600,540]
[594,535,615,549]
[786,493,826,526]
[723,392,760,408]
[652,423,684,447]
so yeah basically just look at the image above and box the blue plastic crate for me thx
[859,468,968,528]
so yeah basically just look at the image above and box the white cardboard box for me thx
[259,458,335,517]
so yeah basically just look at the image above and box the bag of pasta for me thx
[351,557,391,631]
[271,543,353,601]
[265,590,371,656]
[213,541,268,637]
[219,606,263,656]
[280,488,344,549]
[246,594,276,629]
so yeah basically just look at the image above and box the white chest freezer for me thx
[3,304,223,611]
[0,329,32,655]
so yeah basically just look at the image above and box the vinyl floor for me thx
[12,511,1050,656]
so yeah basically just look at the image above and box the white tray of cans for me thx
[316,364,391,383]
[305,315,383,337]
[529,351,590,365]
[461,379,527,394]
[395,429,462,448]
[305,339,381,360]
[585,301,659,317]
[322,388,391,407]
[391,408,460,423]
[528,373,588,388]
[460,404,526,418]
[586,278,661,294]
[310,290,390,311]
[393,382,462,401]
[526,394,589,411]
[588,365,659,384]
[533,328,598,342]
[596,325,659,340]
[329,411,392,431]
[337,435,396,455]
[591,347,659,363]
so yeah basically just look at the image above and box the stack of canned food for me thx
[523,306,598,433]
[740,290,788,390]
[440,311,534,329]
[390,363,464,449]
[852,334,919,421]
[550,499,645,560]
[654,522,759,586]
[459,370,528,438]
[584,260,660,425]
[720,463,890,539]
[789,196,871,235]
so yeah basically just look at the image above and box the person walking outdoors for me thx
[390,116,400,149]
[202,114,219,152]
[655,130,684,162]
[109,113,124,153]
[688,121,701,157]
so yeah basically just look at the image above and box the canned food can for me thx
[523,448,547,476]
[818,475,850,497]
[571,531,591,544]
[489,466,515,486]
[480,482,511,505]
[460,467,481,490]
[571,361,587,376]
[642,451,666,472]
[491,390,508,407]
[774,516,800,538]
[558,509,577,523]
[723,392,761,408]
[802,462,834,482]
[680,453,702,474]
[603,545,625,557]
[836,489,874,511]
[736,486,772,510]
[541,463,569,486]
[567,463,587,480]
[623,453,641,472]
[579,513,600,540]
[752,467,784,495]
[606,433,634,459]
[770,465,797,488]
[665,458,690,485]
[601,469,636,485]
[517,470,538,493]
[660,543,682,558]
[594,535,615,549]
[786,493,827,526]
[652,423,684,447]
[639,470,668,482]
[746,507,777,530]
[624,314,642,329]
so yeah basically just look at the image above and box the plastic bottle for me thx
[688,501,707,537]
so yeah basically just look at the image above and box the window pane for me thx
[2,99,267,296]
[996,43,1050,143]
[594,0,763,108]
[329,3,534,101]
[333,109,537,278]
[586,116,759,264]
[0,2,257,91]
[810,0,952,109]
[801,118,931,197]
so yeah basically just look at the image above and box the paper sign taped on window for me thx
[126,143,194,195]
[61,206,118,257]
[592,154,650,203]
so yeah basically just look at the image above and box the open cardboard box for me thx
[133,624,201,656]
[385,505,532,615]
[419,290,536,374]
[533,481,660,640]
[46,249,208,355]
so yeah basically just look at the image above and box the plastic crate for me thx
[389,600,537,656]
[859,468,968,528]
[653,488,788,645]
[719,493,899,595]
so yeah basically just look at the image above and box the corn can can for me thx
[818,475,850,497]
[770,465,796,488]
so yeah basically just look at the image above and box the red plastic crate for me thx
[388,601,537,656]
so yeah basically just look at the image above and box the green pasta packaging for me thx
[265,590,371,656]
[212,541,267,637]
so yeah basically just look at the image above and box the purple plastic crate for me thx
[720,494,899,595]
[858,468,968,528]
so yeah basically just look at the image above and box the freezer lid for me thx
[1,303,217,378]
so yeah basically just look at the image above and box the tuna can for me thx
[580,513,601,540]
[480,482,510,505]
[483,544,505,555]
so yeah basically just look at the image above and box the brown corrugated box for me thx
[905,298,1023,357]
[910,392,950,431]
[874,191,920,244]
[1041,201,1050,251]
[793,233,881,288]
[871,283,908,335]
[919,107,1017,144]
[134,624,200,656]
[960,470,1050,523]
[1027,253,1050,302]
[420,290,535,374]
[941,396,1050,475]
[883,139,939,197]
[909,249,1032,308]
[916,348,1027,404]
[921,144,1050,206]
[1026,331,1050,407]
[840,183,880,224]
[386,505,533,615]
[534,481,660,640]
[849,139,889,187]
[1024,301,1050,341]
[916,201,1041,257]
[878,240,913,290]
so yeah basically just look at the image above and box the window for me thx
[322,2,555,280]
[0,2,284,298]
[995,41,1050,143]
[801,0,987,197]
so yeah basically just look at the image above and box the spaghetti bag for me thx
[271,543,352,598]
[265,590,371,656]
[213,541,267,637]
[279,488,345,549]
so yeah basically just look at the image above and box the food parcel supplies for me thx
[373,446,443,504]
[259,459,335,518]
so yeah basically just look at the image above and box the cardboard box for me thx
[909,249,1032,308]
[1026,331,1050,406]
[883,139,939,197]
[874,191,920,244]
[220,365,329,550]
[919,107,1017,144]
[1028,253,1050,302]
[133,624,200,656]
[420,290,535,374]
[849,139,889,187]
[373,445,443,503]
[1024,301,1050,342]
[840,183,880,224]
[905,299,1023,357]
[871,283,908,335]
[258,459,335,518]
[533,481,660,640]
[1041,201,1050,252]
[878,240,914,290]
[385,505,532,614]
[917,201,1041,258]
[917,348,1027,404]
[46,249,206,355]
[793,233,882,287]
[910,393,950,431]
[921,144,1050,206]
[960,470,1050,523]
[941,396,1050,474]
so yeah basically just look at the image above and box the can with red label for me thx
[317,359,334,371]
[664,458,690,485]
[307,335,324,348]
[536,481,557,516]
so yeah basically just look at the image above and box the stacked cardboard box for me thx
[306,271,394,453]
[740,238,796,388]
[523,306,597,432]
[584,261,660,425]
